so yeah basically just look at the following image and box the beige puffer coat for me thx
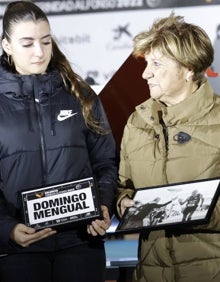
[117,78,220,282]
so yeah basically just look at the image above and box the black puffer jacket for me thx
[0,60,118,254]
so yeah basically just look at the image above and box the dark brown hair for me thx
[2,0,106,133]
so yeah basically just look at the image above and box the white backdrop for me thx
[0,1,220,93]
[48,5,220,93]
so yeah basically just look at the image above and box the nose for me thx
[142,65,153,80]
[34,43,44,57]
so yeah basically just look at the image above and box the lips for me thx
[148,83,157,88]
[32,61,44,65]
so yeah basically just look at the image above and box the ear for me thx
[2,38,12,55]
[186,70,194,81]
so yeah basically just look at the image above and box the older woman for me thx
[117,13,220,282]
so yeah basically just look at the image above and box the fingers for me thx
[87,220,107,236]
[10,223,57,247]
[121,198,135,208]
[87,205,110,236]
[21,228,56,247]
[120,197,135,215]
[101,205,110,227]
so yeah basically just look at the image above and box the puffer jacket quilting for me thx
[0,60,117,254]
[118,78,220,282]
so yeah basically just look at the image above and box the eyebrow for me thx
[18,34,52,41]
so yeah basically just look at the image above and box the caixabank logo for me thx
[106,22,133,50]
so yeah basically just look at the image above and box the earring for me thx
[7,54,13,66]
[185,75,190,82]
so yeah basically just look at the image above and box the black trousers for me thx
[0,244,106,282]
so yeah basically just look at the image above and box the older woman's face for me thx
[142,49,191,106]
[2,20,52,75]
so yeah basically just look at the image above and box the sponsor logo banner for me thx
[0,0,219,17]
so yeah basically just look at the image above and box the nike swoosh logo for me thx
[57,112,78,121]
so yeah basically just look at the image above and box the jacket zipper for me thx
[32,75,48,185]
[159,114,169,152]
[159,115,169,184]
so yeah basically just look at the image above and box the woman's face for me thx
[142,49,192,106]
[2,20,52,75]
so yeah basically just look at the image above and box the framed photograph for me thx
[21,177,101,230]
[116,178,220,233]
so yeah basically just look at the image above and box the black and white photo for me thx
[117,178,220,232]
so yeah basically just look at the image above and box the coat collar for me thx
[136,78,215,127]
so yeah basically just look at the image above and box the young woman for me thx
[0,1,118,282]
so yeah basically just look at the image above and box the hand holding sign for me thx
[87,205,110,236]
[10,223,57,247]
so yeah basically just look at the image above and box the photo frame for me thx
[21,177,101,230]
[116,178,220,233]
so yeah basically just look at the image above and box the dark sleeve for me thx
[86,96,118,215]
[0,192,19,250]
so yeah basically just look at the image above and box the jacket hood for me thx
[0,56,63,101]
[0,56,65,136]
